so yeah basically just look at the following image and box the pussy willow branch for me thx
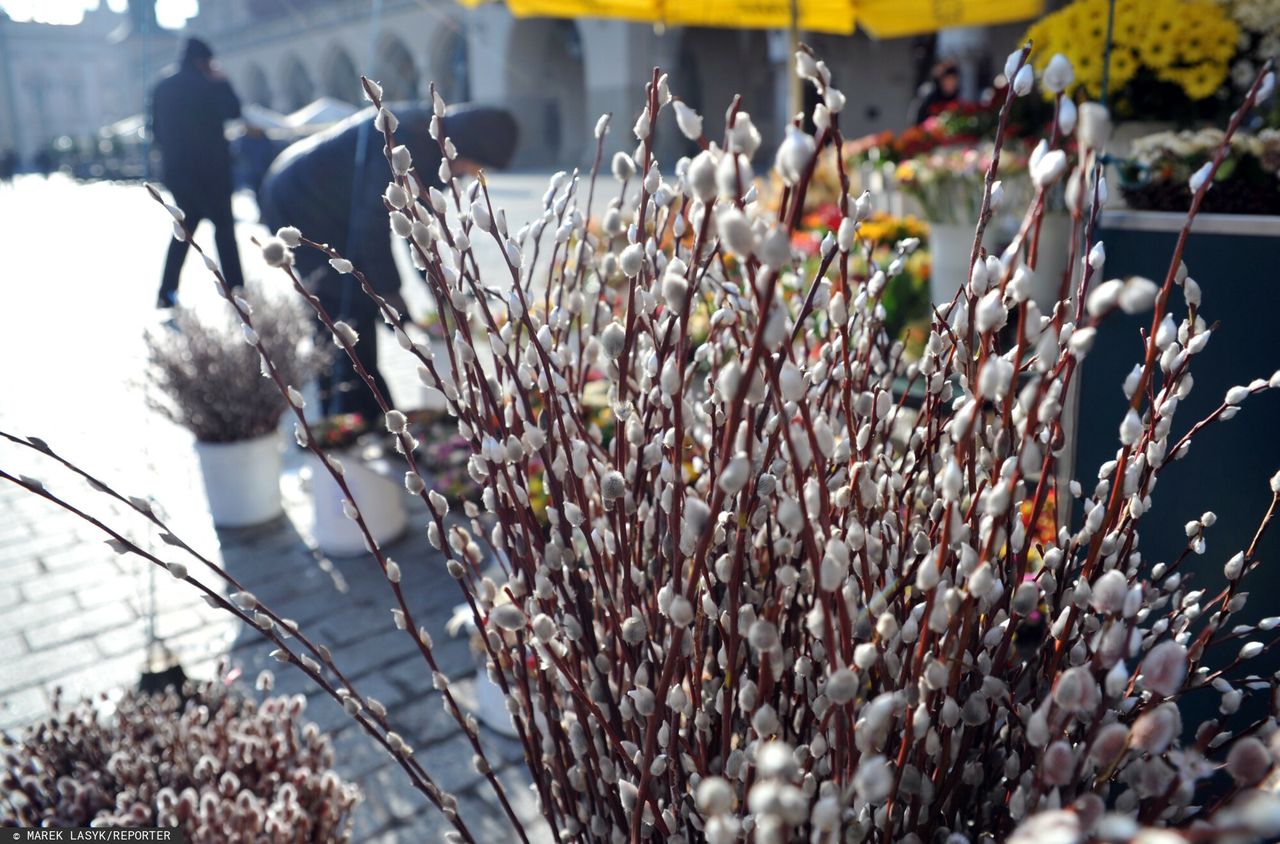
[0,465,467,839]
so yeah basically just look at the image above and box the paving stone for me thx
[20,563,121,602]
[330,723,400,782]
[383,692,463,749]
[90,621,152,659]
[40,542,118,572]
[0,686,47,731]
[42,652,148,705]
[0,557,40,586]
[6,530,80,562]
[0,632,27,661]
[0,521,33,547]
[0,592,78,628]
[331,626,426,677]
[24,600,136,651]
[0,641,100,694]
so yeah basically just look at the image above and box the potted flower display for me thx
[848,101,1072,311]
[146,287,320,527]
[1,678,360,839]
[1119,127,1280,214]
[1022,0,1240,124]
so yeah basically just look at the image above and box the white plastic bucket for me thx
[305,451,407,557]
[194,432,284,527]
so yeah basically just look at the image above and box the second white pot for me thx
[305,451,407,557]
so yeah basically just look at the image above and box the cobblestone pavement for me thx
[0,172,555,841]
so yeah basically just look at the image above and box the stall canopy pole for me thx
[341,0,385,325]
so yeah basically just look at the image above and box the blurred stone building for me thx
[187,0,951,169]
[0,0,1026,172]
[0,2,177,167]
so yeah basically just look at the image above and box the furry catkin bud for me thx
[620,243,645,277]
[333,321,360,346]
[716,207,754,257]
[261,238,293,267]
[668,595,694,627]
[853,756,892,804]
[489,603,525,631]
[1077,102,1111,149]
[697,777,734,815]
[612,152,636,182]
[602,470,626,500]
[673,100,703,141]
[1043,53,1074,94]
[826,669,857,704]
[390,145,412,175]
[775,127,815,186]
[1140,640,1188,696]
[687,149,718,203]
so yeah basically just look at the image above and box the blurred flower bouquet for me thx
[794,208,933,344]
[894,144,1032,224]
[407,410,484,507]
[847,101,1013,165]
[1119,127,1280,213]
[848,99,1037,225]
[304,413,368,451]
[147,285,321,445]
[1024,0,1240,120]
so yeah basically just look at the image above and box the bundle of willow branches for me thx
[4,48,1279,844]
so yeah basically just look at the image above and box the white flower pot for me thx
[1029,212,1076,314]
[305,451,407,557]
[194,432,284,527]
[930,216,1076,316]
[474,664,520,738]
[928,222,986,309]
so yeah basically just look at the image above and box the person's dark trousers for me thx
[158,189,245,306]
[315,276,392,424]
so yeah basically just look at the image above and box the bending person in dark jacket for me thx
[151,37,245,306]
[258,105,518,422]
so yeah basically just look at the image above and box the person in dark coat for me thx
[258,105,518,421]
[150,37,245,307]
[0,147,16,185]
[911,60,961,126]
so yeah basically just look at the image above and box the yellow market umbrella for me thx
[460,0,1041,36]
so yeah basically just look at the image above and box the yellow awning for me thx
[461,0,1042,37]
[665,0,858,35]
[506,0,663,23]
[856,0,1044,38]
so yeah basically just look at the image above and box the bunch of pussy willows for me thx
[7,48,1280,844]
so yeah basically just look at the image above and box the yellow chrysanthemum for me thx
[1107,48,1140,87]
[1072,50,1103,90]
[1022,0,1236,100]
[1058,5,1085,35]
[1178,28,1213,64]
[1208,20,1242,63]
[1113,12,1144,51]
[1139,35,1177,70]
[1182,61,1229,99]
